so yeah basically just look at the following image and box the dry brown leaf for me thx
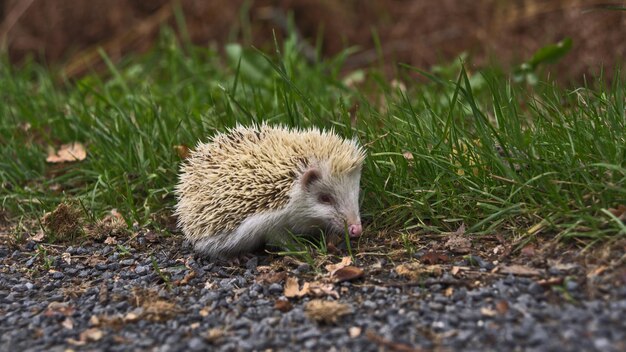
[444,229,472,254]
[325,256,352,275]
[499,264,541,277]
[124,311,141,323]
[31,230,45,242]
[174,145,191,159]
[45,302,75,317]
[80,328,103,342]
[199,308,211,317]
[142,300,180,322]
[89,315,100,326]
[176,270,196,286]
[205,328,225,343]
[421,251,450,264]
[521,244,537,257]
[46,142,87,163]
[495,300,509,314]
[274,300,293,312]
[444,287,454,297]
[308,282,339,299]
[395,262,442,280]
[305,300,352,324]
[480,307,497,317]
[255,271,286,285]
[332,266,364,283]
[451,266,461,276]
[104,236,118,245]
[284,277,310,298]
[61,252,72,265]
[608,204,626,220]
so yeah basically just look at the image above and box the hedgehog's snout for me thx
[348,223,362,237]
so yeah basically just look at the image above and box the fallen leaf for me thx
[199,308,211,317]
[124,311,141,323]
[366,330,419,352]
[205,328,225,343]
[255,271,286,285]
[274,300,293,312]
[190,322,200,329]
[332,266,364,283]
[444,233,472,254]
[451,266,461,276]
[32,230,45,242]
[395,262,442,280]
[499,264,541,277]
[89,315,100,326]
[349,326,362,338]
[325,256,352,276]
[104,236,118,245]
[421,251,449,265]
[80,328,103,342]
[284,277,310,298]
[46,142,87,163]
[305,300,352,324]
[495,300,509,314]
[174,145,191,159]
[144,231,159,243]
[62,252,72,265]
[521,244,536,257]
[607,204,626,220]
[480,307,497,317]
[308,282,339,299]
[45,302,74,317]
[444,287,454,297]
[142,300,180,322]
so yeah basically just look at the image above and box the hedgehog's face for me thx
[292,165,363,238]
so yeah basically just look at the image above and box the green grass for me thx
[1,28,625,247]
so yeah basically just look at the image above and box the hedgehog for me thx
[175,124,366,259]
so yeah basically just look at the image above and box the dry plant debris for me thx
[46,142,87,163]
[395,262,443,280]
[41,202,83,241]
[305,300,352,324]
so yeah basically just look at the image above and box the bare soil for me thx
[2,0,625,80]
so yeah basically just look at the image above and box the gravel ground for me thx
[1,231,625,352]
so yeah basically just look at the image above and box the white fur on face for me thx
[287,163,362,236]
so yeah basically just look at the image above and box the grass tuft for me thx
[1,30,624,248]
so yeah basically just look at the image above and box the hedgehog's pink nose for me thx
[349,224,362,238]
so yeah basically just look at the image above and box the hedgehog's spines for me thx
[175,124,366,258]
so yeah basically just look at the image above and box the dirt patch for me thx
[2,0,624,81]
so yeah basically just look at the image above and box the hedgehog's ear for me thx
[301,168,321,191]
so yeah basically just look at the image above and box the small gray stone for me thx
[135,265,149,275]
[52,272,64,280]
[187,337,206,351]
[268,283,283,295]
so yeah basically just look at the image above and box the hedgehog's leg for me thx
[220,211,286,255]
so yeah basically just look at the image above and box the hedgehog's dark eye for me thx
[318,193,334,205]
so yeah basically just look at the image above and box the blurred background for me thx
[1,0,625,80]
